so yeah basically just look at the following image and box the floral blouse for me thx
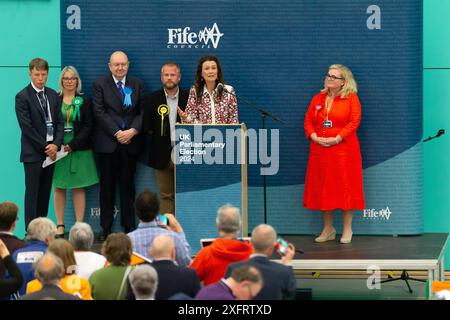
[183,85,239,124]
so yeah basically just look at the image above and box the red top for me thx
[190,238,253,285]
[303,92,365,210]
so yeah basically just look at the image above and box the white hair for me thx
[216,204,241,235]
[27,218,56,242]
[129,265,158,300]
[69,222,94,251]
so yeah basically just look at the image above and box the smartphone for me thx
[276,237,289,256]
[155,214,169,226]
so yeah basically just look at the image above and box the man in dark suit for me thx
[20,253,80,300]
[15,58,64,230]
[142,62,188,214]
[0,202,25,278]
[92,51,144,239]
[126,234,200,300]
[225,224,297,300]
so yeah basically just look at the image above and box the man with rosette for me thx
[92,51,145,240]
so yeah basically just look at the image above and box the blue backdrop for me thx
[60,0,423,236]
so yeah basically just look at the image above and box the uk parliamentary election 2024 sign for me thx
[61,0,422,236]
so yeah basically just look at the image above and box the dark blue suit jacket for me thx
[127,260,201,300]
[92,74,144,154]
[225,255,297,300]
[15,84,64,163]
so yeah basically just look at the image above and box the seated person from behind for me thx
[189,204,253,285]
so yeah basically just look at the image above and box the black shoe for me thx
[56,224,65,239]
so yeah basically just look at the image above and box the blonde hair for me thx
[58,65,83,95]
[322,64,357,98]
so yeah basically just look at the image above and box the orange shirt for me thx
[26,275,92,300]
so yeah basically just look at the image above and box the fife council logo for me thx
[167,23,224,49]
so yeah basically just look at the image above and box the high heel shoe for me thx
[56,224,65,239]
[314,228,336,243]
[340,233,353,244]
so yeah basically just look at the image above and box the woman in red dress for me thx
[303,64,365,244]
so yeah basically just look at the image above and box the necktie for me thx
[37,91,49,119]
[117,80,125,97]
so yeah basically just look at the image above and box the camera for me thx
[276,237,289,256]
[155,214,169,226]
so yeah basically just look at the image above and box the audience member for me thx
[26,239,92,299]
[128,265,158,300]
[225,224,297,299]
[0,239,23,298]
[128,190,191,266]
[89,233,133,300]
[69,222,106,279]
[195,265,262,300]
[0,202,25,278]
[12,217,56,297]
[190,204,253,285]
[127,234,200,300]
[20,253,80,300]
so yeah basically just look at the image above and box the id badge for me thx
[323,120,333,128]
[46,121,54,142]
[64,126,73,134]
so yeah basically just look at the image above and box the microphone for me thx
[216,82,225,95]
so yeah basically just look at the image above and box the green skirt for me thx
[53,132,99,189]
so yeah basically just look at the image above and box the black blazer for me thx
[15,84,64,163]
[142,88,188,169]
[126,260,200,300]
[59,94,94,151]
[20,284,81,300]
[225,256,297,300]
[0,255,23,298]
[92,74,144,154]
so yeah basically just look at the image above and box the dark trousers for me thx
[23,162,55,230]
[97,145,138,232]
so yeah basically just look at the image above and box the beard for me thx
[164,81,177,90]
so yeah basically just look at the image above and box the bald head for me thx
[109,51,129,80]
[34,253,64,285]
[149,234,175,260]
[251,224,277,253]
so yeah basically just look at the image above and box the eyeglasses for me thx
[62,77,77,81]
[325,74,344,81]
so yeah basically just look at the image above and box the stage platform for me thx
[272,233,449,298]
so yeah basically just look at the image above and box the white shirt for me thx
[30,82,52,122]
[203,87,216,124]
[112,75,127,89]
[74,251,107,280]
[164,88,180,146]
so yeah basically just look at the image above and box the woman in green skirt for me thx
[53,66,99,238]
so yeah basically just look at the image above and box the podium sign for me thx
[175,124,248,253]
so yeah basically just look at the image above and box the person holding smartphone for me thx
[224,224,297,300]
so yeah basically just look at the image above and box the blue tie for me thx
[117,80,124,97]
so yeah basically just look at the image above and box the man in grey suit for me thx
[225,224,297,300]
[92,51,144,239]
[15,58,64,229]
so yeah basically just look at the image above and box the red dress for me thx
[303,92,365,210]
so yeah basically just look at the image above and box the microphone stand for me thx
[223,86,284,225]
